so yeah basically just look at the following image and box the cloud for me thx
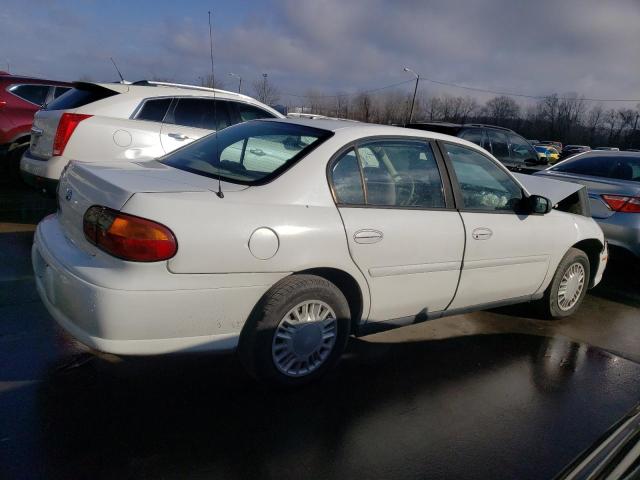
[2,0,639,105]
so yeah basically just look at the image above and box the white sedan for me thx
[33,119,608,385]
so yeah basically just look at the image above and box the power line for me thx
[280,76,640,103]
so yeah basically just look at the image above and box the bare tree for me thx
[252,75,280,105]
[483,95,520,125]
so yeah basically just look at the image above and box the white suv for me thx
[20,81,283,192]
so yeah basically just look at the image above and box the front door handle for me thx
[354,229,383,244]
[472,227,493,240]
[168,133,191,141]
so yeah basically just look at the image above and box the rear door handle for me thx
[354,229,383,244]
[168,133,191,141]
[472,228,493,240]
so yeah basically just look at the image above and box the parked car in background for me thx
[594,147,620,151]
[34,118,607,385]
[535,145,560,164]
[20,80,282,192]
[406,122,546,173]
[0,72,71,176]
[561,145,591,159]
[539,141,563,153]
[535,151,640,257]
[535,145,555,163]
[528,139,540,145]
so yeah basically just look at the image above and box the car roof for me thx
[258,117,487,146]
[0,73,71,85]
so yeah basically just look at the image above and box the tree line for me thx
[200,73,640,149]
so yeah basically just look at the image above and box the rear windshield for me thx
[161,120,333,185]
[552,154,640,182]
[46,86,118,110]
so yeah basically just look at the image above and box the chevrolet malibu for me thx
[33,119,608,385]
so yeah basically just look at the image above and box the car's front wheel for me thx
[538,248,590,319]
[238,274,351,386]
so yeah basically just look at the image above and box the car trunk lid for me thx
[56,160,246,254]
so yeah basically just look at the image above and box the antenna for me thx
[110,57,125,83]
[209,10,223,199]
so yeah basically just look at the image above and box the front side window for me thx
[445,144,523,212]
[161,120,332,185]
[486,129,510,162]
[237,103,276,122]
[171,98,231,130]
[508,133,537,163]
[136,98,172,122]
[330,140,445,208]
[8,84,50,105]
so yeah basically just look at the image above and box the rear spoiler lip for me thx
[71,81,130,94]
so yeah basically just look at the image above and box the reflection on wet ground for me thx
[1,178,639,479]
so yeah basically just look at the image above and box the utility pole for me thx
[631,113,639,148]
[403,67,419,125]
[262,73,268,103]
[228,72,242,93]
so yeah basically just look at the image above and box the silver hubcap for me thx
[557,262,586,311]
[272,300,337,377]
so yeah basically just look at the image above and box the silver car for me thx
[535,151,640,257]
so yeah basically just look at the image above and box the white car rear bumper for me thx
[33,215,287,356]
[20,150,69,182]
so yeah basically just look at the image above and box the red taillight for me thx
[53,113,92,156]
[601,195,640,213]
[83,206,177,262]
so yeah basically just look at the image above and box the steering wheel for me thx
[393,173,416,206]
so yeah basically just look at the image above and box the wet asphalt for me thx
[1,178,639,480]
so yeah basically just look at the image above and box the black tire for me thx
[238,274,351,386]
[7,145,27,183]
[537,248,590,319]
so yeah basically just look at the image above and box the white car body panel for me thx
[33,119,606,356]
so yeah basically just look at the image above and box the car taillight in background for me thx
[83,206,177,262]
[601,195,640,213]
[53,113,92,156]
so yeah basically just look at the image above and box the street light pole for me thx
[403,67,419,125]
[228,72,242,93]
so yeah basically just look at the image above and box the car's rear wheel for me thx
[538,248,590,319]
[238,274,351,386]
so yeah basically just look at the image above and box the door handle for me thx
[354,229,383,244]
[472,228,493,240]
[168,133,191,141]
[31,127,43,136]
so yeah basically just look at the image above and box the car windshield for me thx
[160,120,333,185]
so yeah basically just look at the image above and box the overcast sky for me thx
[2,0,639,106]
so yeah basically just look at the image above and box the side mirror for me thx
[528,195,552,214]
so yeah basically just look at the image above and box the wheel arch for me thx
[571,238,604,288]
[297,267,364,334]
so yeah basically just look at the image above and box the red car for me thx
[0,72,72,176]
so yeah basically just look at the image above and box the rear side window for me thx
[53,86,71,99]
[332,149,365,204]
[46,86,118,110]
[553,155,640,182]
[330,140,446,208]
[237,103,276,122]
[171,98,231,130]
[135,98,172,122]
[8,84,50,105]
[460,128,484,147]
[486,129,510,161]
